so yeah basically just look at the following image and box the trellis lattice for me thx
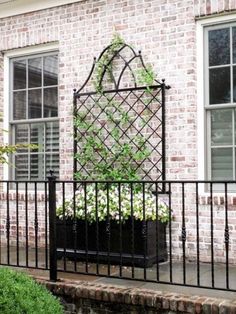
[73,43,170,181]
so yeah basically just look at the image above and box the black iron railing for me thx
[0,180,49,270]
[0,178,236,291]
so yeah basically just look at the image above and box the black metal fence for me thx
[0,178,236,292]
[0,180,49,271]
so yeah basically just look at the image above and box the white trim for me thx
[196,20,205,182]
[3,53,10,180]
[3,42,59,58]
[3,42,59,180]
[196,12,236,25]
[196,13,236,193]
[0,0,83,19]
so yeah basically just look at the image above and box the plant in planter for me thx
[57,184,170,266]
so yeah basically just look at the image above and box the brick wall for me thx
[0,0,236,264]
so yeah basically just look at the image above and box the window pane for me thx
[28,89,42,119]
[15,124,28,153]
[15,155,29,180]
[44,55,58,86]
[211,109,232,145]
[30,154,44,180]
[211,148,233,180]
[233,66,236,102]
[30,124,44,152]
[46,153,59,177]
[209,67,230,104]
[28,58,42,88]
[232,27,236,64]
[13,91,26,120]
[209,28,230,66]
[46,122,59,152]
[13,60,26,90]
[44,87,58,117]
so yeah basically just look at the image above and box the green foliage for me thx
[74,106,151,180]
[137,64,155,87]
[0,115,37,165]
[0,268,63,314]
[94,33,125,92]
[0,144,37,164]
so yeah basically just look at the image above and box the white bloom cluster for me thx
[57,184,169,223]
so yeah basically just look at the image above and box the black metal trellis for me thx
[73,43,170,181]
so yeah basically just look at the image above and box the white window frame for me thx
[197,14,236,182]
[3,43,59,180]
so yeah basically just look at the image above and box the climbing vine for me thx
[94,33,125,92]
[74,34,159,181]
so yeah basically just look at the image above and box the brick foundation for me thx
[36,278,236,314]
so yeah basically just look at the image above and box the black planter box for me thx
[56,218,167,267]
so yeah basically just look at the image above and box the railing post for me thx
[48,171,57,281]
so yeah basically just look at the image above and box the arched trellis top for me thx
[73,43,171,96]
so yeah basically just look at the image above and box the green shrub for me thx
[0,268,63,314]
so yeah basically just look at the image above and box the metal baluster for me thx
[182,183,186,285]
[131,182,134,279]
[156,182,160,281]
[44,182,48,270]
[62,182,67,271]
[118,182,122,277]
[169,182,172,283]
[16,182,19,266]
[224,183,229,289]
[196,182,200,286]
[73,182,77,272]
[95,182,99,275]
[34,182,38,268]
[25,182,29,268]
[6,181,10,265]
[106,183,111,276]
[84,182,88,273]
[142,182,147,280]
[210,182,214,288]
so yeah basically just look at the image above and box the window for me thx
[205,24,236,180]
[10,53,59,180]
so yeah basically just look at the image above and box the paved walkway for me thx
[1,246,236,301]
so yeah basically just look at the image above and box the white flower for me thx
[57,184,170,223]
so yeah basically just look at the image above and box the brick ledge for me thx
[35,278,236,313]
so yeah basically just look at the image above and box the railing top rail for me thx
[0,180,47,183]
[1,179,236,184]
[53,180,236,184]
